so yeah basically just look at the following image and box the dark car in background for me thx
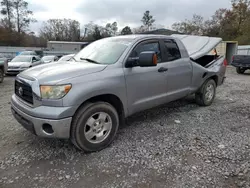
[231,55,250,74]
[0,57,8,83]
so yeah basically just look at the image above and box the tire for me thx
[195,79,216,106]
[70,102,119,152]
[0,69,4,83]
[236,67,245,74]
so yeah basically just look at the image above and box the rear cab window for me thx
[164,40,181,61]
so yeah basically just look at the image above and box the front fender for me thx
[62,68,128,116]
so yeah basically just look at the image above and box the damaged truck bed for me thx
[11,34,227,152]
[172,34,227,92]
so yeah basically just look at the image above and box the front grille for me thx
[15,79,33,104]
[9,66,19,69]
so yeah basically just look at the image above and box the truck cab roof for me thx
[111,34,222,60]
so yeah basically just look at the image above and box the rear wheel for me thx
[236,67,245,74]
[70,102,119,152]
[0,69,4,83]
[195,79,216,106]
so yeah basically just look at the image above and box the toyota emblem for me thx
[18,87,23,96]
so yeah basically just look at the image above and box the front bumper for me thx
[7,68,26,75]
[11,95,73,139]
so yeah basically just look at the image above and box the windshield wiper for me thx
[80,58,101,64]
[70,57,77,61]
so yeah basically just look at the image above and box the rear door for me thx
[124,39,169,115]
[162,39,193,100]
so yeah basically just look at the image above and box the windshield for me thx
[11,56,31,62]
[58,55,74,62]
[42,56,54,61]
[74,38,133,64]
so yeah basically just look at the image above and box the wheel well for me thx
[79,94,125,124]
[209,75,218,86]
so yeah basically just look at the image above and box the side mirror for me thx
[125,51,158,68]
[138,51,158,67]
[32,60,36,63]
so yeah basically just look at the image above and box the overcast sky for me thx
[26,0,231,33]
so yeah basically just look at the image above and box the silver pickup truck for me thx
[11,34,227,152]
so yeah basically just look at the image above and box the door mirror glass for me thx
[138,51,158,67]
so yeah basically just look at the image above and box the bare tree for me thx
[133,25,148,34]
[12,0,35,34]
[0,0,14,31]
[172,14,205,35]
[40,19,81,41]
[83,21,119,40]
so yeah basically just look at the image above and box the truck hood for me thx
[18,61,107,84]
[8,62,31,67]
[171,34,222,60]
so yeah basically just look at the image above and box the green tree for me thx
[171,0,250,44]
[105,22,118,36]
[120,26,132,35]
[141,10,155,31]
[92,25,102,40]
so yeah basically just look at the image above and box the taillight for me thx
[232,56,234,62]
[223,59,228,66]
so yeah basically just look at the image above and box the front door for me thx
[123,39,169,115]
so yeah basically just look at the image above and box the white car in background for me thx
[58,54,75,62]
[7,55,41,75]
[41,55,59,63]
[19,51,37,56]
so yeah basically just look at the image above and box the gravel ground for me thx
[0,66,250,188]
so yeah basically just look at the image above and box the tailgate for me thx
[232,55,250,67]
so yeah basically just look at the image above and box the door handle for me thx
[158,67,168,73]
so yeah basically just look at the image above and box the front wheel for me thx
[236,67,245,74]
[0,69,4,83]
[70,102,119,152]
[195,79,216,106]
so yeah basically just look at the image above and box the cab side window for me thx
[130,41,162,63]
[164,40,181,61]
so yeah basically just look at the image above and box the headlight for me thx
[40,84,72,99]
